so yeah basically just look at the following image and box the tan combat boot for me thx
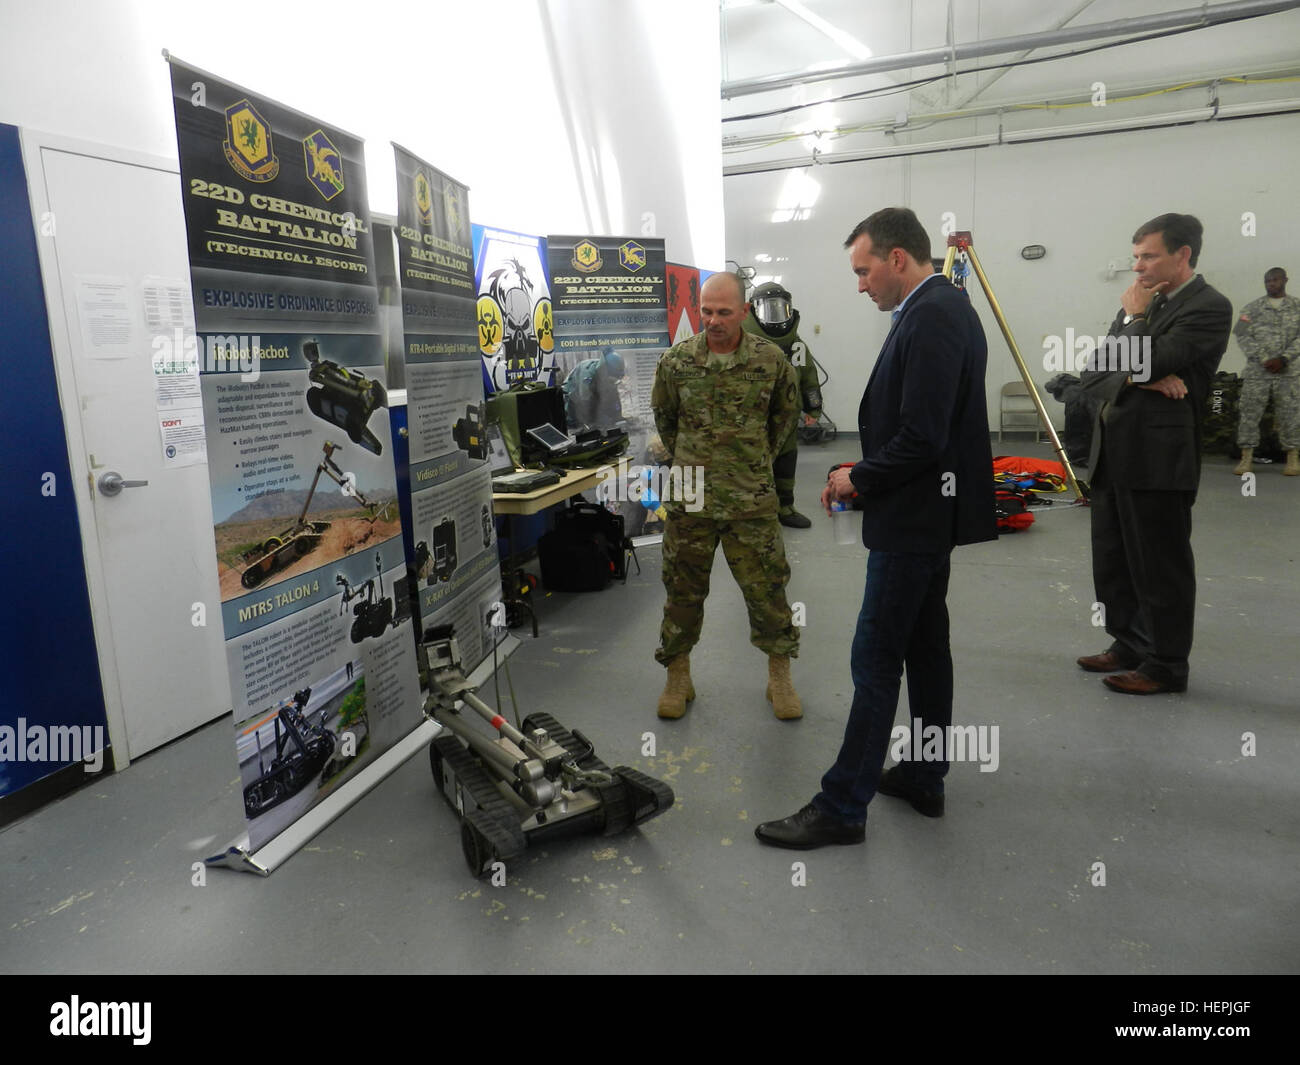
[766,654,803,720]
[1285,450,1300,476]
[1233,447,1254,476]
[657,655,695,719]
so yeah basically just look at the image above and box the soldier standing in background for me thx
[651,272,803,721]
[741,282,824,527]
[1234,267,1300,476]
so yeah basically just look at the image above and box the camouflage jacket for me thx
[1234,294,1300,377]
[651,330,799,518]
[741,311,823,413]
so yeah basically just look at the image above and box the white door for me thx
[25,133,229,762]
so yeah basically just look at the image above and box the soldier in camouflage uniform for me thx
[651,272,803,720]
[741,282,824,527]
[1234,267,1300,476]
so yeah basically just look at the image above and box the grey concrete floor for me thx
[2,443,1297,974]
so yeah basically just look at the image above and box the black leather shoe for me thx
[778,507,812,529]
[754,803,865,850]
[876,765,945,817]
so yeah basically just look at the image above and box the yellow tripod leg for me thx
[952,238,1087,501]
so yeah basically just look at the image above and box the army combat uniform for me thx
[1235,293,1300,449]
[740,311,823,519]
[651,329,801,665]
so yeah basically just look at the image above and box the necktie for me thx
[1147,293,1166,322]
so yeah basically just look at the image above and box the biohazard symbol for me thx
[477,296,504,355]
[533,299,554,354]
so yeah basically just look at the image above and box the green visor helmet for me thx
[751,282,796,337]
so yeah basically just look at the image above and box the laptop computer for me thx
[487,423,561,493]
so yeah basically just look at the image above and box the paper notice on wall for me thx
[75,275,137,359]
[154,364,202,409]
[143,277,194,333]
[145,276,202,408]
[159,408,207,467]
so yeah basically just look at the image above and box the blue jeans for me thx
[814,549,954,823]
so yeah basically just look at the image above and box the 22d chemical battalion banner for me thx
[392,145,503,669]
[168,60,421,851]
[547,235,669,538]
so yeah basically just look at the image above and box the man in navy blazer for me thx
[1078,213,1232,695]
[757,207,996,850]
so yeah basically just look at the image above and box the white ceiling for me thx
[720,0,1300,172]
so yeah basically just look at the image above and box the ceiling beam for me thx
[721,0,1300,99]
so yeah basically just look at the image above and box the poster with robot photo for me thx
[393,147,503,669]
[168,60,422,851]
[472,224,558,393]
[547,235,670,539]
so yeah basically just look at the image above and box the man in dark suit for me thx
[1078,213,1232,695]
[756,207,996,850]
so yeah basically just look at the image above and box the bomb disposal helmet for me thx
[600,348,626,378]
[751,282,796,337]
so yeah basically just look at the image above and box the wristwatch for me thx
[1122,313,1146,326]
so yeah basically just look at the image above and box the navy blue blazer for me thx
[849,275,996,553]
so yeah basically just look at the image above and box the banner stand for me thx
[206,634,520,876]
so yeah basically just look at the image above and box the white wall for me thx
[724,113,1300,431]
[0,0,723,265]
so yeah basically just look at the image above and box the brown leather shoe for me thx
[1077,651,1136,673]
[1102,671,1187,695]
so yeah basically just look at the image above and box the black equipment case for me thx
[538,502,630,592]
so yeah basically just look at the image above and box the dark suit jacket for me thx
[1082,275,1232,492]
[849,275,996,553]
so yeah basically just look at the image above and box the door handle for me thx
[97,471,149,497]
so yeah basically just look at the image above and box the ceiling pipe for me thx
[947,0,1099,112]
[721,98,1300,176]
[721,0,1300,99]
[722,62,1300,148]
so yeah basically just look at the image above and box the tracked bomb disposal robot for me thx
[420,627,674,876]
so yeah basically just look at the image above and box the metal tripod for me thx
[942,231,1087,501]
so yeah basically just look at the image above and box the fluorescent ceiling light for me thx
[776,0,872,62]
[1000,108,1215,141]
